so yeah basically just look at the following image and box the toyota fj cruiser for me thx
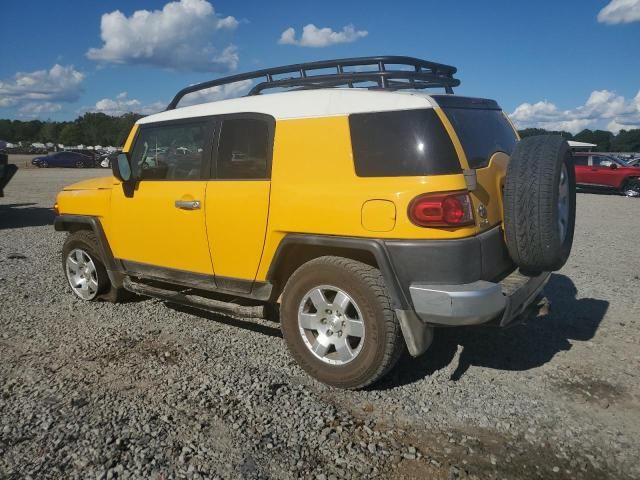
[54,57,576,389]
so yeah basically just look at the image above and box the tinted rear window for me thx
[442,108,517,169]
[349,109,461,177]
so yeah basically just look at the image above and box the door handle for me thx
[175,200,201,210]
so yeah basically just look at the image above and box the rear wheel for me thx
[622,178,640,197]
[281,256,404,389]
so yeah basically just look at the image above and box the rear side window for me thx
[349,109,461,177]
[131,122,206,180]
[574,156,588,166]
[442,108,517,169]
[217,118,270,179]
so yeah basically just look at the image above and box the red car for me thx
[574,152,640,197]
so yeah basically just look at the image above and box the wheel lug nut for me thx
[321,318,327,324]
[325,309,332,314]
[337,331,342,337]
[327,330,333,336]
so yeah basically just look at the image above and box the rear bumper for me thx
[409,270,550,327]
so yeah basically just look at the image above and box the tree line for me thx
[518,128,640,152]
[0,112,143,148]
[1,112,639,152]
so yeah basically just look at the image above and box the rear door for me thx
[435,96,517,231]
[573,155,590,184]
[204,114,273,292]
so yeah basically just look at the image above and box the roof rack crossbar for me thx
[166,56,459,110]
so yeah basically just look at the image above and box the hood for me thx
[63,176,116,191]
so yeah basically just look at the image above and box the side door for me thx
[109,119,216,277]
[589,155,619,188]
[573,154,589,184]
[205,114,274,292]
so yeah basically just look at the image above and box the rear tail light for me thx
[408,191,474,227]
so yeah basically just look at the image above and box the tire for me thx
[622,178,640,197]
[62,231,130,302]
[504,135,576,273]
[41,160,48,168]
[280,256,404,389]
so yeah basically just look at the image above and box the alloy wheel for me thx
[297,285,365,365]
[65,248,99,300]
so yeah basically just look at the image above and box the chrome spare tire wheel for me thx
[281,256,404,389]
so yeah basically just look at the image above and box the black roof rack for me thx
[166,56,460,110]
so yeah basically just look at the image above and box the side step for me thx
[123,278,272,319]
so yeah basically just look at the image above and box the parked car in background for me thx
[98,151,121,168]
[574,152,640,197]
[32,151,96,168]
[0,149,18,197]
[625,156,640,167]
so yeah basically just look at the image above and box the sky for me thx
[0,0,639,133]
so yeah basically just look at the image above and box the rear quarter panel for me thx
[256,115,474,280]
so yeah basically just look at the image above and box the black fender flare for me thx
[266,234,410,311]
[54,215,122,286]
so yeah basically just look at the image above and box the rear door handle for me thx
[175,200,201,210]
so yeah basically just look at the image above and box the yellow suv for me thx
[54,57,576,389]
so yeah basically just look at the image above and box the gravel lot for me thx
[1,168,639,479]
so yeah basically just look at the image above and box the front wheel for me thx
[280,256,404,389]
[62,231,130,302]
[75,160,85,168]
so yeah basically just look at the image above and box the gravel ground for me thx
[1,169,639,480]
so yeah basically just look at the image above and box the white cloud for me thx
[90,92,165,116]
[0,64,84,110]
[278,24,368,47]
[179,79,253,106]
[597,0,640,24]
[511,90,640,133]
[87,0,239,72]
[19,102,63,114]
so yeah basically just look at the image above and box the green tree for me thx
[612,129,640,152]
[574,129,614,152]
[59,123,83,146]
[518,128,573,139]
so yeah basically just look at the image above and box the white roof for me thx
[138,89,438,125]
[568,141,596,148]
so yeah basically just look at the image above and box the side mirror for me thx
[610,163,618,170]
[112,153,133,182]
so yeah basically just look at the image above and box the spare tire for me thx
[504,135,576,273]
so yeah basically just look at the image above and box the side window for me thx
[217,118,270,179]
[131,122,206,180]
[574,155,588,166]
[592,156,613,168]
